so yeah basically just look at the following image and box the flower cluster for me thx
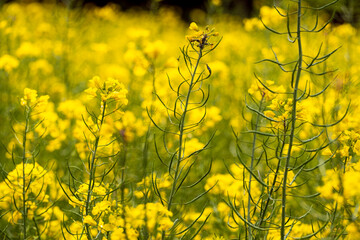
[247,80,286,101]
[20,87,49,109]
[186,22,219,50]
[317,160,360,238]
[0,162,65,238]
[337,130,360,159]
[85,76,128,106]
[0,54,19,72]
[65,193,173,240]
[264,97,308,130]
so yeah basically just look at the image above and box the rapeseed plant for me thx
[0,1,359,239]
[60,76,129,239]
[0,88,64,239]
[148,22,221,239]
[228,0,349,239]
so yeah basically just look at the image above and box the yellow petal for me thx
[189,22,199,31]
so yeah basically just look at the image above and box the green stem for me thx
[22,107,30,240]
[167,47,203,211]
[258,128,288,227]
[281,0,302,239]
[142,63,156,240]
[84,101,107,240]
[120,141,129,240]
[33,217,42,240]
[247,95,264,239]
[162,47,203,240]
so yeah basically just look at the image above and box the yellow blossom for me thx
[0,54,19,72]
[83,215,97,226]
[189,22,199,31]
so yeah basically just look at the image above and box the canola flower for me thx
[186,22,219,49]
[0,54,19,72]
[0,1,358,239]
[0,87,65,239]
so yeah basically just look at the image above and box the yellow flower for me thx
[0,54,19,72]
[144,40,166,59]
[29,59,53,75]
[92,201,111,215]
[89,76,102,89]
[260,6,283,26]
[69,221,83,234]
[83,215,97,226]
[189,22,199,31]
[20,88,38,106]
[85,76,128,106]
[111,228,126,240]
[24,88,38,102]
[264,110,275,118]
[85,87,98,99]
[186,22,219,50]
[15,42,41,58]
[353,139,360,156]
[20,98,27,106]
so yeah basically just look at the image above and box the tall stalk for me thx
[281,0,303,238]
[167,48,203,212]
[233,1,342,239]
[161,45,205,240]
[151,23,221,239]
[84,101,106,240]
[247,95,264,239]
[21,107,30,240]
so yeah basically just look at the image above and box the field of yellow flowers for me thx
[0,1,360,239]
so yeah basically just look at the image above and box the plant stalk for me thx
[167,47,203,211]
[281,0,303,239]
[21,107,30,240]
[162,47,203,240]
[84,101,107,240]
[247,94,264,239]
